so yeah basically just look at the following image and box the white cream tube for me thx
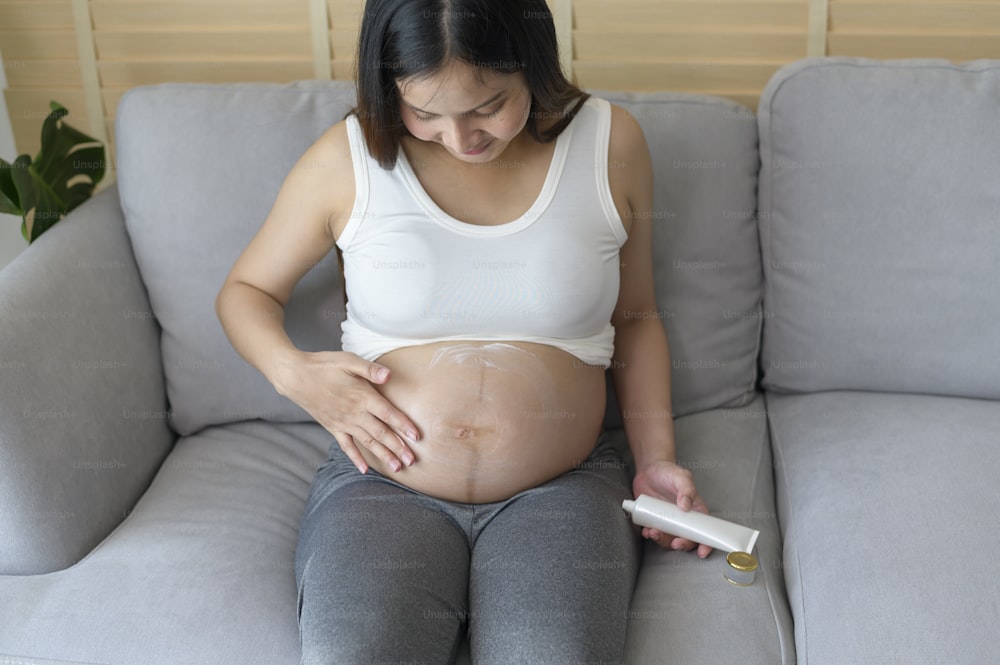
[622,494,759,554]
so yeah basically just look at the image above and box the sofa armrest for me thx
[0,185,176,575]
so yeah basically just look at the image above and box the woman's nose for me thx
[442,118,478,153]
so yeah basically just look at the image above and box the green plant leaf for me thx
[6,101,106,243]
[32,102,106,212]
[0,156,22,216]
[11,154,65,243]
[60,144,106,210]
[34,103,70,172]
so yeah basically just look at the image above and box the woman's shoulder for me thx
[605,101,648,157]
[283,117,357,241]
[307,117,355,171]
[294,118,357,193]
[575,96,648,157]
[603,100,653,235]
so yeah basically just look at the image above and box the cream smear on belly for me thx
[428,342,536,369]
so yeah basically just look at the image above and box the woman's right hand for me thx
[272,350,419,474]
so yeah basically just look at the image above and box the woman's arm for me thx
[607,105,712,557]
[215,121,419,473]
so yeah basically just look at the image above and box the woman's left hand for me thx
[632,460,713,558]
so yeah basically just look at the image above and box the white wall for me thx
[0,50,27,272]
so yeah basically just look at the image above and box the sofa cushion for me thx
[624,393,795,665]
[767,390,1000,664]
[0,187,175,575]
[0,403,791,665]
[758,57,1000,398]
[600,91,763,419]
[0,420,328,665]
[116,81,354,437]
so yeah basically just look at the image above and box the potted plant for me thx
[0,101,106,244]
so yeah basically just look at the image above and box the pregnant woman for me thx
[216,1,712,663]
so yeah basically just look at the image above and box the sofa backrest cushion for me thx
[116,82,353,436]
[598,91,762,421]
[116,82,762,436]
[758,58,1000,399]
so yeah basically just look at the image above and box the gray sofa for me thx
[2,56,998,664]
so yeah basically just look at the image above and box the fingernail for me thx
[403,453,415,466]
[390,460,402,472]
[406,429,419,441]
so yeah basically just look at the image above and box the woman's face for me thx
[396,60,532,164]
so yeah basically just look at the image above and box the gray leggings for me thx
[294,431,642,665]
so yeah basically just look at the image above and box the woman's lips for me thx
[463,139,493,156]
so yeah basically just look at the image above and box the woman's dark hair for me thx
[353,0,589,169]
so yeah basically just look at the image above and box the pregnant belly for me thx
[359,341,608,504]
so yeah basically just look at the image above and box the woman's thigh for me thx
[467,435,642,665]
[295,446,471,665]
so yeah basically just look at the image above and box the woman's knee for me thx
[295,481,471,664]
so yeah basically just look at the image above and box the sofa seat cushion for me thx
[767,390,1000,664]
[0,421,330,665]
[1,400,792,664]
[625,393,795,665]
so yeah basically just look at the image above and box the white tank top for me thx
[337,95,628,368]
